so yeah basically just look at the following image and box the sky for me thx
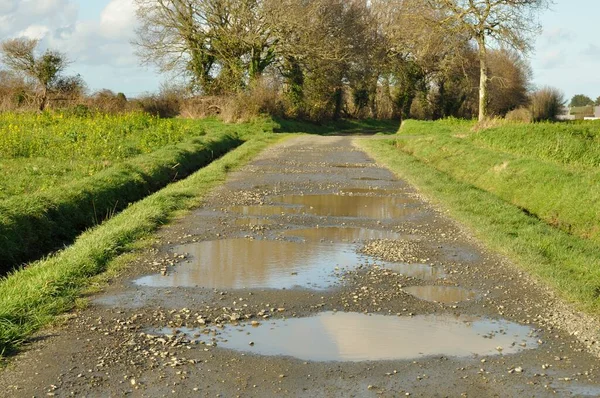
[0,0,598,100]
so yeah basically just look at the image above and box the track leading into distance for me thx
[2,135,600,397]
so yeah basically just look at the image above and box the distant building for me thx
[584,106,600,121]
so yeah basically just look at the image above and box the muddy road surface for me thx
[2,136,600,397]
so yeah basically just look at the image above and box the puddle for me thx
[234,217,273,227]
[134,239,386,290]
[385,263,445,280]
[352,177,391,181]
[403,286,477,303]
[282,227,403,243]
[155,312,538,362]
[339,188,402,196]
[227,205,304,217]
[270,194,418,219]
[555,384,600,397]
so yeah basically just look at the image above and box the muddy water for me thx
[339,188,403,196]
[227,205,304,217]
[403,286,477,303]
[234,217,274,227]
[270,194,419,218]
[134,239,386,290]
[282,227,404,243]
[157,312,538,362]
[384,263,446,280]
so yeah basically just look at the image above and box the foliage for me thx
[131,0,541,122]
[0,38,71,111]
[530,86,565,121]
[570,94,594,107]
[504,107,532,123]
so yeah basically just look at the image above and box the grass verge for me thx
[359,138,600,315]
[397,120,600,243]
[0,133,285,356]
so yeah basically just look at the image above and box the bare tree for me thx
[0,38,69,111]
[134,0,277,95]
[425,0,550,121]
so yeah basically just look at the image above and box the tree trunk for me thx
[39,87,48,112]
[477,36,488,122]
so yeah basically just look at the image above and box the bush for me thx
[505,107,532,123]
[219,78,283,123]
[180,96,226,119]
[530,87,565,122]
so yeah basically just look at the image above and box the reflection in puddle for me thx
[340,188,402,196]
[404,286,477,303]
[555,384,600,397]
[270,194,418,218]
[283,227,403,243]
[227,205,303,217]
[386,263,445,280]
[234,217,273,227]
[134,239,385,290]
[156,312,538,362]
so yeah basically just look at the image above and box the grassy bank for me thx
[358,131,600,315]
[0,112,274,198]
[397,120,600,243]
[0,113,278,270]
[0,133,284,356]
[0,133,242,270]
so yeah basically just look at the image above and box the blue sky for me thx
[1,0,598,101]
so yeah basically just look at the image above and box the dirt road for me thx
[2,135,600,397]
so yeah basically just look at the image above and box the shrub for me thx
[505,107,533,123]
[219,78,283,123]
[530,87,565,122]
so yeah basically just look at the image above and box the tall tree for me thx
[426,0,549,121]
[0,38,69,111]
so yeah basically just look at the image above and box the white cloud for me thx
[99,0,137,40]
[17,25,51,40]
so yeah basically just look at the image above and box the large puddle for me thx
[134,239,387,290]
[156,312,538,362]
[269,194,418,219]
[404,286,477,303]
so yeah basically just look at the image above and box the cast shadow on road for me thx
[272,117,401,136]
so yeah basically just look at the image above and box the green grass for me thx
[0,133,285,356]
[359,138,600,315]
[0,113,277,270]
[468,121,600,169]
[0,112,273,199]
[0,133,243,270]
[397,120,600,243]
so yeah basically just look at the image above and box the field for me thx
[0,112,268,199]
[360,119,600,313]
